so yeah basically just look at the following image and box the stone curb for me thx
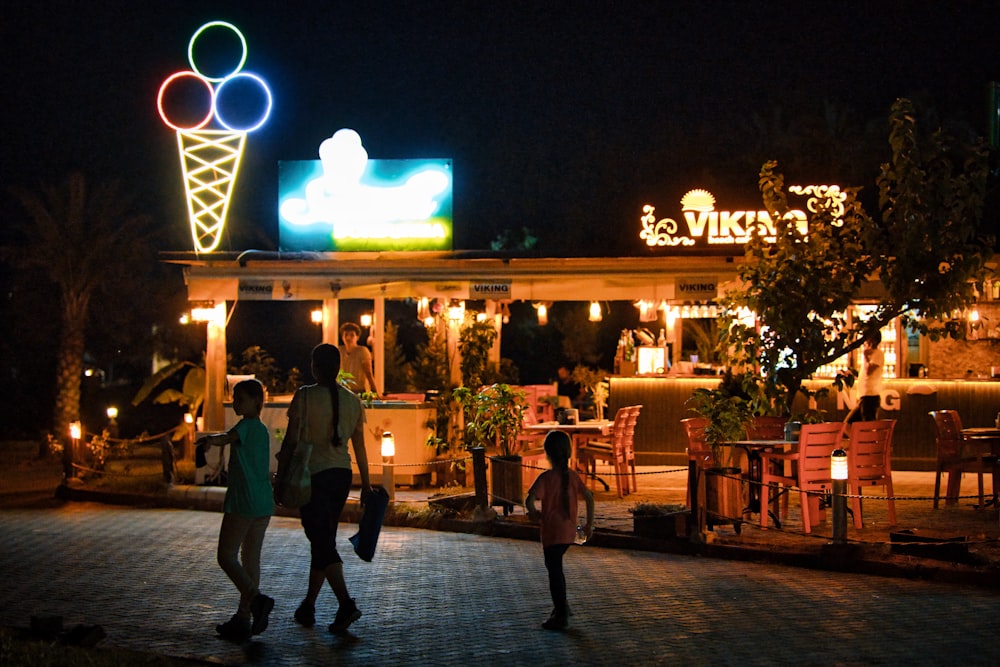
[55,484,1000,590]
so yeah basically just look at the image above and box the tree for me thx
[720,99,994,415]
[4,172,153,446]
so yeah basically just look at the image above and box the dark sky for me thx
[4,1,999,253]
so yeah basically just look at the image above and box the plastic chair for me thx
[759,422,845,533]
[532,384,558,422]
[846,420,896,528]
[928,410,997,508]
[622,405,642,492]
[743,415,789,519]
[578,407,631,496]
[682,417,713,507]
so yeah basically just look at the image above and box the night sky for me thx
[5,1,1000,254]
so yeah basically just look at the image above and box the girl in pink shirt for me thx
[525,431,595,630]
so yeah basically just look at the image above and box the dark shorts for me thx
[300,467,352,570]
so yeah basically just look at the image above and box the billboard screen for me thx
[278,155,453,252]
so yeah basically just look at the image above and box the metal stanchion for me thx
[471,447,488,511]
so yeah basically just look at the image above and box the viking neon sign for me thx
[640,185,844,248]
[156,21,272,252]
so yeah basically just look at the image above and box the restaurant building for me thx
[165,183,1000,475]
[156,20,1000,483]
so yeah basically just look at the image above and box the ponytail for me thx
[311,343,343,447]
[543,431,573,519]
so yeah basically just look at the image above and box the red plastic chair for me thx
[622,405,642,492]
[578,407,631,496]
[846,420,896,528]
[928,410,997,508]
[759,422,845,533]
[682,417,713,508]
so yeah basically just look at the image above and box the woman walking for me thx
[276,343,372,634]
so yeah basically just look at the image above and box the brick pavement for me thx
[2,503,1000,666]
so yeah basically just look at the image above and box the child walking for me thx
[525,430,595,631]
[196,379,275,642]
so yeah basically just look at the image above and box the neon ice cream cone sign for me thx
[157,21,272,252]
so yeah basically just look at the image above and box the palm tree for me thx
[5,172,151,450]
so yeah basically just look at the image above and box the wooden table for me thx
[960,427,1000,507]
[521,420,614,487]
[724,439,796,525]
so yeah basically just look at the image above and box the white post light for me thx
[831,448,848,544]
[66,420,82,480]
[381,431,396,501]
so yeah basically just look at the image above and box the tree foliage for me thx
[720,99,994,415]
[3,172,154,442]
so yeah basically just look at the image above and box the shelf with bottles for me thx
[813,311,900,379]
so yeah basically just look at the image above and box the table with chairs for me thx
[576,405,642,497]
[928,409,1000,509]
[679,417,901,534]
[683,415,795,525]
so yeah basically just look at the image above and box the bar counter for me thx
[223,398,436,484]
[608,376,1000,470]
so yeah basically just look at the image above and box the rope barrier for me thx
[70,462,164,478]
[80,424,187,446]
[68,444,1000,549]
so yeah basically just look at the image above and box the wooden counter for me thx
[219,397,436,486]
[609,376,1000,471]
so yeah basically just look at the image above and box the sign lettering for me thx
[642,185,845,249]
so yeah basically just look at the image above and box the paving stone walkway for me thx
[2,503,1000,666]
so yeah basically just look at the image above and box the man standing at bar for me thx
[849,331,883,422]
[338,322,380,396]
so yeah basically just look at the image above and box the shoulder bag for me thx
[276,387,313,508]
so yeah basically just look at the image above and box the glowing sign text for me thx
[640,186,844,249]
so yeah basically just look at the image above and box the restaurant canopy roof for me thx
[163,250,741,303]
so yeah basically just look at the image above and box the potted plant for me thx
[454,383,528,514]
[684,372,755,531]
[570,365,610,420]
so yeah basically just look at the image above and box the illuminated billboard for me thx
[279,129,453,252]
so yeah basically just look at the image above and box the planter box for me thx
[633,511,689,539]
[490,455,523,515]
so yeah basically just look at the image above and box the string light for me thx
[589,301,603,322]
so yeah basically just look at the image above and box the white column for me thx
[321,299,338,346]
[203,304,227,431]
[374,297,386,393]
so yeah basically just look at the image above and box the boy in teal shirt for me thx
[197,379,275,641]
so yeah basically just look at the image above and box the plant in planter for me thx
[570,365,610,419]
[629,503,688,539]
[453,383,528,456]
[685,373,755,531]
[684,373,755,467]
[453,383,528,514]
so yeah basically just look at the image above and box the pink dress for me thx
[528,469,586,546]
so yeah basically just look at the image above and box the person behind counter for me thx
[556,365,586,408]
[338,322,380,396]
[848,330,883,423]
